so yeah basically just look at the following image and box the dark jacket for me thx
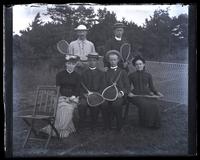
[128,70,158,95]
[56,70,81,97]
[104,37,128,70]
[80,68,106,96]
[105,67,130,96]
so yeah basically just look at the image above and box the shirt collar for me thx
[89,67,96,70]
[110,66,118,69]
[66,69,74,74]
[78,38,87,43]
[115,36,122,41]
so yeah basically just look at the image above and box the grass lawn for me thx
[12,63,188,157]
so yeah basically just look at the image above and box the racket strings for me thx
[57,40,69,55]
[120,43,131,62]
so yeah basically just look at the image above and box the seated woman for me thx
[41,55,81,138]
[128,55,163,129]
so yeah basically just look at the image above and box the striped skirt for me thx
[41,96,78,138]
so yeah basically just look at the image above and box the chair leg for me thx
[45,126,53,149]
[23,119,38,136]
[50,123,60,139]
[23,126,32,148]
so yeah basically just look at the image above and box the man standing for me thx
[69,24,96,74]
[104,22,129,72]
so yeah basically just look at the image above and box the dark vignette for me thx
[4,5,13,158]
[188,4,197,156]
[3,1,198,158]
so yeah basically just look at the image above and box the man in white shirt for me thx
[69,25,95,74]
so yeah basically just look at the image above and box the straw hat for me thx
[86,52,100,60]
[105,50,122,61]
[74,25,88,31]
[65,55,80,62]
[113,22,126,29]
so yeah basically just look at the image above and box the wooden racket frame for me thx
[81,83,105,107]
[57,40,70,55]
[120,43,131,63]
[129,94,164,99]
[102,71,122,101]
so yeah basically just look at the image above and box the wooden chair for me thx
[17,86,60,149]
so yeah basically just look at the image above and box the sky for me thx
[13,4,188,35]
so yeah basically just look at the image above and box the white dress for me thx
[41,96,79,138]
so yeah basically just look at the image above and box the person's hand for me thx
[157,92,164,97]
[118,91,123,98]
[128,92,135,97]
[69,95,76,100]
[104,67,108,72]
[69,96,79,104]
[83,93,88,98]
[149,92,154,96]
[123,62,128,68]
[74,99,79,104]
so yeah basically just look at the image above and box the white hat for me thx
[75,25,88,31]
[65,55,80,62]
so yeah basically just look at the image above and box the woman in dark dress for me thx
[41,55,81,138]
[128,55,163,129]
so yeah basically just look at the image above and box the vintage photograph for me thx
[8,3,190,156]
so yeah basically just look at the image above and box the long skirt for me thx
[41,96,77,138]
[128,97,161,128]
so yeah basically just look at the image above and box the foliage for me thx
[13,5,188,69]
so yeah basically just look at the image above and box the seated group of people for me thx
[41,51,163,138]
[41,23,163,138]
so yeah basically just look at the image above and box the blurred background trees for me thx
[13,5,188,68]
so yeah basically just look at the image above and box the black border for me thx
[4,5,13,158]
[3,2,198,158]
[188,4,197,156]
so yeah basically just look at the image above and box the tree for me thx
[87,8,117,55]
[142,9,173,60]
[30,12,44,29]
[15,6,188,64]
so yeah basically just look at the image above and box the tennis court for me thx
[141,61,188,104]
[12,60,188,156]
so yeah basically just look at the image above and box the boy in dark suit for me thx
[78,52,107,133]
[103,50,130,132]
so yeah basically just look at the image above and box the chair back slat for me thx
[44,91,49,112]
[33,88,40,116]
[32,86,60,117]
[42,91,49,112]
[38,90,44,113]
[53,89,60,117]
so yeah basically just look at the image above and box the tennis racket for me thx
[102,71,122,101]
[81,83,105,107]
[128,94,164,99]
[120,43,131,63]
[57,40,70,55]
